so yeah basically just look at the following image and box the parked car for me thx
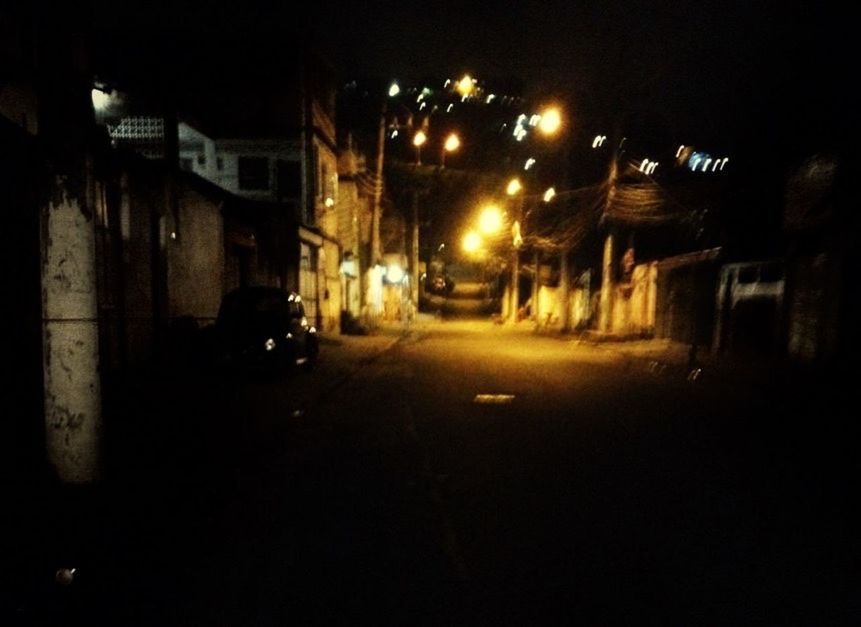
[430,275,446,293]
[209,286,319,374]
[428,274,454,295]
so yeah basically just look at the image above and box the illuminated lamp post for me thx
[506,177,525,323]
[441,132,460,168]
[413,130,427,165]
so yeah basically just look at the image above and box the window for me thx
[738,267,758,284]
[238,156,270,190]
[216,156,224,171]
[197,154,206,166]
[180,158,193,171]
[276,160,301,200]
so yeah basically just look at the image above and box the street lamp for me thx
[455,74,475,99]
[413,130,427,165]
[478,204,503,235]
[506,177,523,196]
[442,132,460,168]
[462,230,482,253]
[505,177,525,323]
[537,106,562,136]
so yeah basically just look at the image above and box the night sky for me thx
[91,0,852,154]
[312,0,851,151]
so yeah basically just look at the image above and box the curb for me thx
[582,340,709,384]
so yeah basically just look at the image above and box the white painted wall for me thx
[178,122,302,203]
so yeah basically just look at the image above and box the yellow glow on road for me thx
[413,130,427,147]
[444,133,461,152]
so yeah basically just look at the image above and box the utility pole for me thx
[371,102,385,267]
[364,101,386,324]
[509,194,524,323]
[411,189,420,309]
[532,250,540,329]
[599,231,614,332]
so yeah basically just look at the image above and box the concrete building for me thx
[336,140,378,323]
[782,154,858,362]
[175,62,343,333]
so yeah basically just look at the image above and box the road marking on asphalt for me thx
[473,394,515,404]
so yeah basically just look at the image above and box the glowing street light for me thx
[388,82,401,97]
[505,176,526,324]
[506,177,523,196]
[537,106,562,136]
[479,205,503,234]
[91,88,111,111]
[385,263,405,284]
[543,187,556,202]
[456,74,475,99]
[442,132,460,167]
[462,230,482,253]
[413,130,427,165]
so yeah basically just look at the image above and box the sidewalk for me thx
[314,323,407,386]
[576,333,843,391]
[487,318,837,389]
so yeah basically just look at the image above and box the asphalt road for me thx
[17,321,858,625]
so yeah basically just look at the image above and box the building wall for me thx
[215,139,302,203]
[98,162,229,370]
[166,186,225,326]
[537,285,562,325]
[786,253,842,360]
[178,123,302,205]
[320,238,342,332]
[313,137,339,230]
[536,285,590,329]
[656,257,720,346]
[179,120,346,334]
[119,169,160,368]
[610,262,657,336]
[713,261,785,355]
